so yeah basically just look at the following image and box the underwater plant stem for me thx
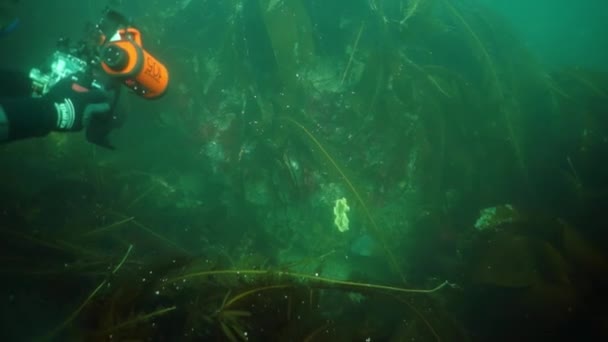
[130,219,191,256]
[284,118,406,283]
[113,244,133,274]
[567,156,581,184]
[43,244,134,340]
[102,306,177,334]
[225,285,292,308]
[105,211,188,255]
[400,0,422,25]
[280,249,336,271]
[443,0,528,180]
[127,183,158,209]
[45,279,108,340]
[390,293,442,342]
[0,228,72,254]
[566,69,608,98]
[304,322,332,342]
[82,216,135,236]
[291,272,448,294]
[170,269,448,295]
[340,22,365,87]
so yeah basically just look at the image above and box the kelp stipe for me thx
[283,117,406,283]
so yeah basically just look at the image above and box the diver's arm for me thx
[0,98,57,142]
[0,70,45,141]
[1,79,113,143]
[0,71,57,141]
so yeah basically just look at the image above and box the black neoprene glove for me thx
[45,78,113,132]
[1,78,114,141]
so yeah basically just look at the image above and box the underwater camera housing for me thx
[29,9,133,97]
[28,8,169,148]
[29,50,105,96]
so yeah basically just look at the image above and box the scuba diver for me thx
[0,5,168,145]
[0,0,115,143]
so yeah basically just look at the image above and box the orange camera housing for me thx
[100,28,169,99]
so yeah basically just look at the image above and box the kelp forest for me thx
[1,0,607,341]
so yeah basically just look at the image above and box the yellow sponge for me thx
[333,197,350,232]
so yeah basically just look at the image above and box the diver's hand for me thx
[45,78,114,132]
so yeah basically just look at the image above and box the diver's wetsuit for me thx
[0,71,57,142]
[1,70,116,144]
